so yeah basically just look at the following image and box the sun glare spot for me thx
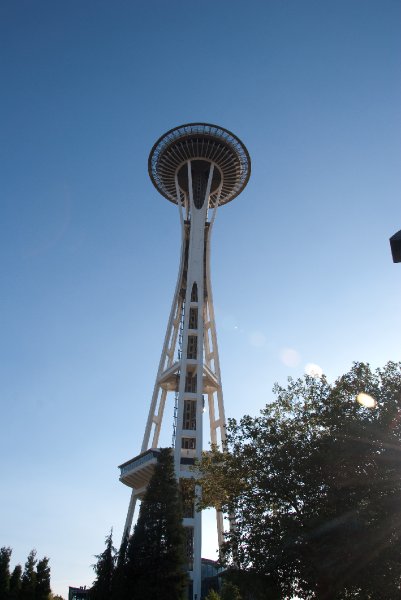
[357,393,377,408]
[280,347,301,367]
[305,363,323,378]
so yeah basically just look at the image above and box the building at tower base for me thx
[68,587,90,600]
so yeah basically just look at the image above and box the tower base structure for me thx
[119,124,250,600]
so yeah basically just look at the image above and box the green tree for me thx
[35,557,51,600]
[0,547,12,600]
[21,551,37,600]
[111,532,129,600]
[9,565,22,600]
[204,582,242,600]
[91,531,116,600]
[223,570,280,600]
[198,361,401,599]
[126,448,187,600]
[220,581,241,600]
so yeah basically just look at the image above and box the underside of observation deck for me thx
[119,448,160,498]
[148,123,251,206]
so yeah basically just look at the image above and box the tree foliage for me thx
[0,548,12,600]
[20,551,37,600]
[110,532,129,600]
[125,447,187,600]
[204,581,242,600]
[1,550,51,600]
[35,558,50,600]
[198,361,401,599]
[91,531,116,600]
[204,590,221,600]
[9,565,22,600]
[93,449,187,599]
[220,581,242,600]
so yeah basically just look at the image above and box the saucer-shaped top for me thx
[148,123,251,206]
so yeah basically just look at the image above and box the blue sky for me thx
[1,0,400,596]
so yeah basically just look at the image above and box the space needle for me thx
[118,123,251,599]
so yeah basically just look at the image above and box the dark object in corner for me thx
[390,230,401,263]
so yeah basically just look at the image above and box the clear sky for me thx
[1,0,400,596]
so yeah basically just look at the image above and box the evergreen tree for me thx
[204,590,220,600]
[9,565,22,600]
[21,551,37,600]
[126,448,187,600]
[35,557,51,600]
[111,531,129,600]
[91,531,116,600]
[0,547,12,600]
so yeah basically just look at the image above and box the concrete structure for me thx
[119,123,251,599]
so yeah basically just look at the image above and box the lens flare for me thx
[305,363,323,378]
[280,348,300,367]
[357,393,377,408]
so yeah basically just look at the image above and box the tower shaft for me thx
[119,123,250,600]
[123,161,225,599]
